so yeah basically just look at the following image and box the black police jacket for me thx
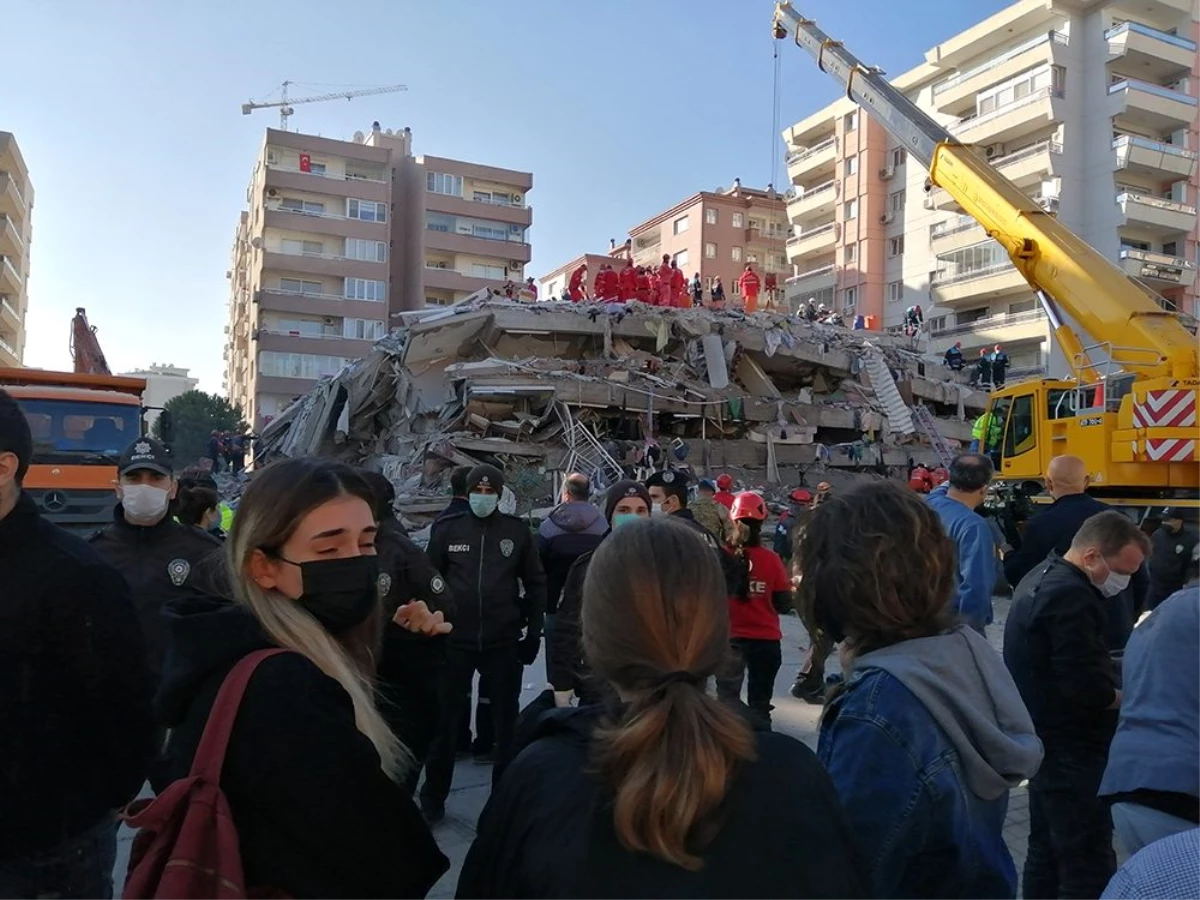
[89,505,222,681]
[1148,525,1199,610]
[426,509,547,650]
[375,517,455,675]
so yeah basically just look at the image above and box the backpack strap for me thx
[189,648,288,783]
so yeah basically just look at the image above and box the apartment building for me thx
[539,252,625,302]
[121,364,198,429]
[225,123,532,429]
[782,0,1198,378]
[0,132,33,368]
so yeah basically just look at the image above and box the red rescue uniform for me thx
[635,270,651,304]
[567,266,586,302]
[601,267,620,301]
[728,545,790,641]
[738,269,762,313]
[617,264,637,302]
[713,490,736,511]
[669,267,687,308]
[657,262,674,306]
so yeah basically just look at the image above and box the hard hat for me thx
[715,473,734,490]
[730,491,768,522]
[816,481,832,493]
[789,488,813,503]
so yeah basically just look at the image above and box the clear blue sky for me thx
[6,0,1007,394]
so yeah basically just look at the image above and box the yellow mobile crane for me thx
[773,3,1199,519]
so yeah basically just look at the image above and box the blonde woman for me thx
[152,457,449,898]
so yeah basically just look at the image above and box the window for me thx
[892,148,906,168]
[706,208,718,225]
[344,318,386,341]
[308,162,327,176]
[427,172,463,196]
[347,199,387,223]
[1163,241,1178,256]
[845,157,858,176]
[673,215,690,235]
[731,246,743,262]
[344,239,387,262]
[259,352,348,380]
[732,212,745,229]
[933,241,1010,283]
[889,236,905,257]
[1003,394,1037,458]
[280,238,324,257]
[888,280,903,302]
[18,399,140,457]
[843,286,858,312]
[890,189,906,212]
[704,242,717,259]
[426,213,453,232]
[472,222,507,241]
[270,317,326,337]
[845,242,857,263]
[844,199,858,219]
[843,110,858,131]
[471,262,507,279]
[277,278,323,295]
[343,277,386,302]
[279,198,325,216]
[674,249,690,267]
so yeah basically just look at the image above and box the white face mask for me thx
[121,484,170,523]
[1098,570,1131,598]
[651,502,665,517]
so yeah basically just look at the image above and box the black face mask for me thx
[281,555,381,633]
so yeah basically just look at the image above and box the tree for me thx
[153,390,248,467]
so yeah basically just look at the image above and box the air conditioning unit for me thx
[512,195,523,204]
[267,188,279,198]
[267,150,279,165]
[323,317,335,326]
[879,165,895,180]
[880,211,896,224]
[984,143,1006,159]
[509,260,523,269]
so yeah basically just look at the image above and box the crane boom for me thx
[241,81,408,130]
[772,2,1198,384]
[70,307,111,376]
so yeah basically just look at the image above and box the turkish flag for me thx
[299,153,311,173]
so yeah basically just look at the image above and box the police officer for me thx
[420,464,546,822]
[645,469,743,594]
[361,471,455,797]
[89,438,221,685]
[1148,507,1199,611]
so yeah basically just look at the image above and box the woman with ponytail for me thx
[458,517,866,899]
[152,457,449,898]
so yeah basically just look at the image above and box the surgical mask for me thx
[285,555,381,633]
[121,484,170,522]
[651,502,665,517]
[612,513,641,530]
[469,492,498,518]
[1098,570,1131,598]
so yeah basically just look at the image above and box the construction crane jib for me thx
[241,81,409,131]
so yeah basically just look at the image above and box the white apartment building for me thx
[782,0,1198,378]
[121,363,199,428]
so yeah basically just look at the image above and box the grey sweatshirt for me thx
[853,626,1044,800]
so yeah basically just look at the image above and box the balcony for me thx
[786,137,838,182]
[785,264,838,298]
[1119,248,1197,288]
[1116,191,1197,234]
[1106,22,1196,81]
[424,227,533,264]
[264,164,390,203]
[932,31,1069,115]
[927,140,1064,212]
[0,215,23,258]
[261,248,385,281]
[950,87,1065,146]
[930,215,986,253]
[0,295,19,334]
[424,266,503,295]
[254,287,388,320]
[0,174,27,222]
[1113,134,1198,180]
[0,335,16,365]
[0,255,20,294]
[787,181,839,225]
[426,190,532,227]
[931,262,1030,306]
[786,222,839,262]
[255,330,375,358]
[263,206,388,242]
[1107,78,1197,132]
[928,308,1049,353]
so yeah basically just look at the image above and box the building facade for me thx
[225,123,532,429]
[782,0,1198,377]
[121,364,199,429]
[0,132,33,368]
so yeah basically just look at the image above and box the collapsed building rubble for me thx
[255,297,990,532]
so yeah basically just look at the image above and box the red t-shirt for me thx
[713,490,736,510]
[728,545,790,641]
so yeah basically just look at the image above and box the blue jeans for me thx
[0,814,118,899]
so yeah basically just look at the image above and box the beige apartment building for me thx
[0,132,33,368]
[539,182,788,303]
[225,123,532,428]
[782,0,1198,378]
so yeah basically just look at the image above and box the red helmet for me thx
[715,473,734,490]
[730,491,768,521]
[789,488,813,503]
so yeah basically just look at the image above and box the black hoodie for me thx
[457,703,868,899]
[154,593,448,898]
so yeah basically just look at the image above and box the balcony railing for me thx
[266,286,348,302]
[951,86,1064,134]
[0,255,20,284]
[1,296,18,321]
[1108,78,1198,106]
[933,31,1069,96]
[0,173,27,210]
[267,203,348,221]
[267,163,388,184]
[931,214,982,240]
[994,139,1063,168]
[1104,21,1197,52]
[794,180,838,200]
[790,222,837,244]
[932,261,1018,287]
[787,264,837,284]
[787,136,836,164]
[257,329,365,341]
[0,216,24,249]
[1112,133,1198,161]
[0,336,15,358]
[931,308,1047,338]
[472,194,525,208]
[1117,190,1197,216]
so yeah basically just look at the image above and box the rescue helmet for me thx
[715,473,734,490]
[730,491,768,522]
[789,487,813,503]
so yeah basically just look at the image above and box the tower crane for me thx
[241,81,408,130]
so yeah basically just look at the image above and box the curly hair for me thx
[797,481,955,655]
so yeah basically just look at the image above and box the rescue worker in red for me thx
[524,277,538,302]
[593,265,607,302]
[669,260,688,309]
[617,260,637,303]
[635,266,651,304]
[908,463,934,494]
[738,264,762,314]
[713,473,736,510]
[763,272,778,310]
[931,466,950,488]
[657,254,674,307]
[601,264,620,302]
[567,264,587,302]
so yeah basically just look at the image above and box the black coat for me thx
[375,517,455,678]
[426,509,546,650]
[1004,555,1120,757]
[89,505,222,680]
[547,549,594,695]
[1148,525,1199,610]
[458,703,867,899]
[0,493,156,857]
[153,594,448,898]
[672,508,746,596]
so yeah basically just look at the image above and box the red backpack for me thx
[122,649,287,899]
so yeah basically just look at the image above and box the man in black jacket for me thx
[645,469,744,596]
[538,472,606,649]
[1004,510,1151,900]
[421,464,547,820]
[1148,506,1199,610]
[1002,454,1148,649]
[89,437,222,684]
[0,391,156,898]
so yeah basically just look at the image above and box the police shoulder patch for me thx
[499,538,515,558]
[430,574,446,595]
[377,572,393,598]
[167,558,190,587]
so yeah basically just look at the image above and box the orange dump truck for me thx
[1,367,148,533]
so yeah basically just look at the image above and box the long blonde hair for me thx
[226,458,409,781]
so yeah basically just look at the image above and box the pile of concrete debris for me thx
[255,296,989,531]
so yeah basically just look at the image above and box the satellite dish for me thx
[352,130,365,144]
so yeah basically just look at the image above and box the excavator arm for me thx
[70,307,112,376]
[772,2,1198,384]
